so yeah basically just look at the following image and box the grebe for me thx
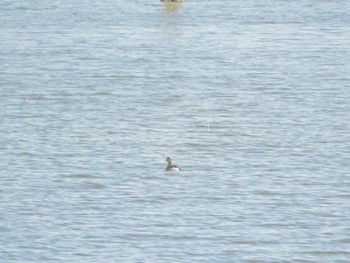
[165,157,181,171]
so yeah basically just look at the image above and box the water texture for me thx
[1,0,349,262]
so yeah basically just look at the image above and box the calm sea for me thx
[1,0,349,262]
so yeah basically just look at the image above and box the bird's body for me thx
[165,157,181,171]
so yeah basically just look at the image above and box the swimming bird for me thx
[165,157,181,171]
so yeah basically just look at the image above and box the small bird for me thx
[165,157,181,171]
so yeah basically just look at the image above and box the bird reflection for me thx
[161,0,183,11]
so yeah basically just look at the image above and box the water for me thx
[1,0,349,262]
